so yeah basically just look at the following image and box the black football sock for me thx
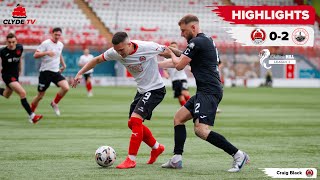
[206,131,238,156]
[173,125,187,155]
[0,88,4,96]
[21,98,33,116]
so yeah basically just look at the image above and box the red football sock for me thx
[128,120,156,148]
[128,117,144,156]
[53,93,63,104]
[142,125,156,148]
[86,82,92,92]
[31,103,37,112]
[179,99,186,106]
[184,95,190,101]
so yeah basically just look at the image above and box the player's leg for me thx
[161,105,193,169]
[84,74,93,97]
[127,91,163,163]
[117,87,166,168]
[181,80,190,101]
[31,72,50,112]
[51,76,69,116]
[178,95,186,106]
[8,81,43,123]
[31,91,46,112]
[0,75,14,98]
[116,111,143,169]
[0,86,13,98]
[194,119,239,155]
[117,92,144,169]
[194,119,249,172]
[193,95,249,172]
[54,79,69,103]
[140,87,166,164]
[181,90,190,101]
[173,80,186,106]
[128,115,163,165]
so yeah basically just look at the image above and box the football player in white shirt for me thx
[31,27,69,116]
[162,42,190,106]
[72,32,166,169]
[78,48,94,97]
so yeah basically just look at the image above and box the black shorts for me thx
[2,74,19,88]
[129,86,166,120]
[83,73,92,81]
[172,79,188,98]
[184,92,222,126]
[38,71,66,92]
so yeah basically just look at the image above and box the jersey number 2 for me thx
[195,103,200,113]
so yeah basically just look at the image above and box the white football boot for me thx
[228,150,250,172]
[50,102,61,116]
[161,155,183,169]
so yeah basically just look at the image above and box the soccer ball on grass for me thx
[95,146,116,167]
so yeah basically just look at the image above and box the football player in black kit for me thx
[0,33,43,123]
[159,15,249,172]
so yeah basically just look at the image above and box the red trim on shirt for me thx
[50,39,57,43]
[101,53,106,61]
[129,42,138,55]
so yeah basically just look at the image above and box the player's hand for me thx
[59,66,66,73]
[71,74,82,88]
[166,47,175,56]
[162,70,170,79]
[159,47,172,58]
[163,74,169,79]
[47,51,55,57]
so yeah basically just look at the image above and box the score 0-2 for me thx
[269,31,289,41]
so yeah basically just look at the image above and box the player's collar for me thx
[129,42,138,55]
[50,39,58,44]
[197,33,204,37]
[187,33,204,43]
[6,46,16,51]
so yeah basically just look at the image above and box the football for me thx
[95,146,116,167]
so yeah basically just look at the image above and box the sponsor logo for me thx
[259,49,296,69]
[16,49,22,56]
[139,56,146,62]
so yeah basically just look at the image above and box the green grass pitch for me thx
[0,86,319,179]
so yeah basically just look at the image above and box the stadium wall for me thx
[22,50,116,77]
[1,77,319,88]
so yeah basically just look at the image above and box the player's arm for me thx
[34,50,55,59]
[168,46,182,57]
[158,59,175,68]
[72,55,105,88]
[78,55,104,75]
[59,55,66,73]
[18,58,22,75]
[34,42,54,59]
[166,47,191,71]
[159,47,181,58]
[162,69,170,79]
[172,55,191,71]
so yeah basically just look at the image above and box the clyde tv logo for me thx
[3,4,37,25]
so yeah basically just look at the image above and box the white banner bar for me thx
[261,168,317,178]
[269,60,296,64]
[226,26,314,46]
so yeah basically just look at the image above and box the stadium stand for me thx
[0,0,107,46]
